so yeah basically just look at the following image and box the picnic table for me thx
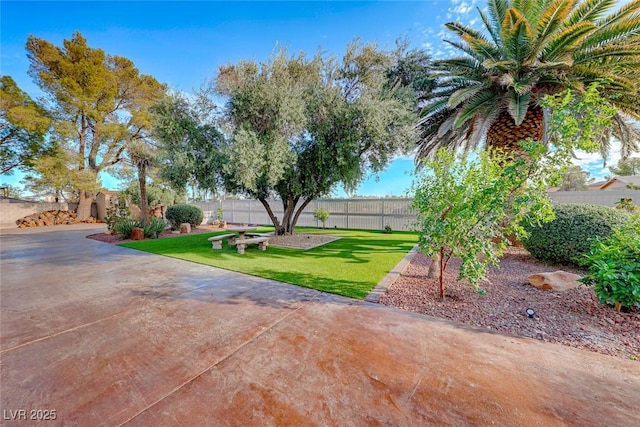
[207,226,271,254]
[224,226,257,240]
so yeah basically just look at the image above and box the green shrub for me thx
[522,203,630,266]
[313,206,330,229]
[579,217,640,311]
[114,218,140,239]
[165,204,204,230]
[142,217,167,238]
[384,224,392,234]
[105,195,130,232]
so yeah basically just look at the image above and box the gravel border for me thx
[380,248,639,361]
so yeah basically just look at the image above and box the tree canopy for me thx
[152,93,227,199]
[558,165,594,191]
[26,32,166,217]
[610,157,640,176]
[0,76,51,175]
[212,41,418,234]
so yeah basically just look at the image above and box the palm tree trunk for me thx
[486,105,544,154]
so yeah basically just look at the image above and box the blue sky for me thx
[0,0,619,197]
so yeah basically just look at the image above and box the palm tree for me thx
[418,0,640,161]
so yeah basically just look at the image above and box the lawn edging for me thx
[365,244,420,303]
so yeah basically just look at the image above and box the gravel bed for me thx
[380,248,639,361]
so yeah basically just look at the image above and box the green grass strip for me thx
[120,227,418,299]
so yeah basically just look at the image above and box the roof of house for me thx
[599,175,640,190]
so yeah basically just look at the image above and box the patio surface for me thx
[1,224,638,426]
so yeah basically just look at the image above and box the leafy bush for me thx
[313,206,330,229]
[384,224,392,234]
[616,197,640,214]
[579,217,640,311]
[114,218,140,239]
[165,204,204,230]
[523,203,630,266]
[142,217,167,238]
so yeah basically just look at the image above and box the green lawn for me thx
[120,227,418,299]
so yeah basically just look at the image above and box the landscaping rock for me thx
[527,271,582,291]
[180,223,191,234]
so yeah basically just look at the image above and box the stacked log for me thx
[15,210,98,228]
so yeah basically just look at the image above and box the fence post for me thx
[381,200,385,230]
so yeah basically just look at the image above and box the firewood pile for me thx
[15,210,98,228]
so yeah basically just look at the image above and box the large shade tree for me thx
[417,0,640,161]
[213,41,418,234]
[0,76,51,175]
[26,32,166,218]
[152,94,227,200]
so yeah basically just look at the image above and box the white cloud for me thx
[571,141,622,180]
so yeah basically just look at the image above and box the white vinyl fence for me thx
[194,191,640,231]
[547,190,640,207]
[195,198,417,231]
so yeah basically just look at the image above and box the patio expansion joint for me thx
[0,281,223,355]
[118,298,315,426]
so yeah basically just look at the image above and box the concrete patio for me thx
[1,225,638,426]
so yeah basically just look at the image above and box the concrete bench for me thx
[228,237,270,254]
[244,232,273,238]
[207,233,237,250]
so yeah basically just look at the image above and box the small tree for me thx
[558,166,594,191]
[313,206,330,229]
[412,144,555,299]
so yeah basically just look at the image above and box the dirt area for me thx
[267,234,340,249]
[380,248,640,361]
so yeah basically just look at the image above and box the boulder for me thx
[180,223,191,234]
[528,271,582,291]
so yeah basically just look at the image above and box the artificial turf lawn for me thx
[119,227,418,299]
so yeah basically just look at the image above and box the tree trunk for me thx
[258,196,313,235]
[438,248,446,300]
[427,253,440,279]
[76,190,94,219]
[138,162,149,226]
[486,105,544,155]
[258,198,283,234]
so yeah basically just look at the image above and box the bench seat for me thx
[244,232,273,238]
[207,233,238,250]
[227,236,270,254]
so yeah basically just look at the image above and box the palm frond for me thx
[594,0,640,28]
[541,22,596,61]
[488,0,510,27]
[454,90,502,127]
[506,91,531,124]
[442,40,489,64]
[462,35,502,62]
[566,0,616,26]
[579,18,640,49]
[447,83,491,109]
[502,9,536,61]
[478,8,502,45]
[575,45,640,63]
[534,0,577,53]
